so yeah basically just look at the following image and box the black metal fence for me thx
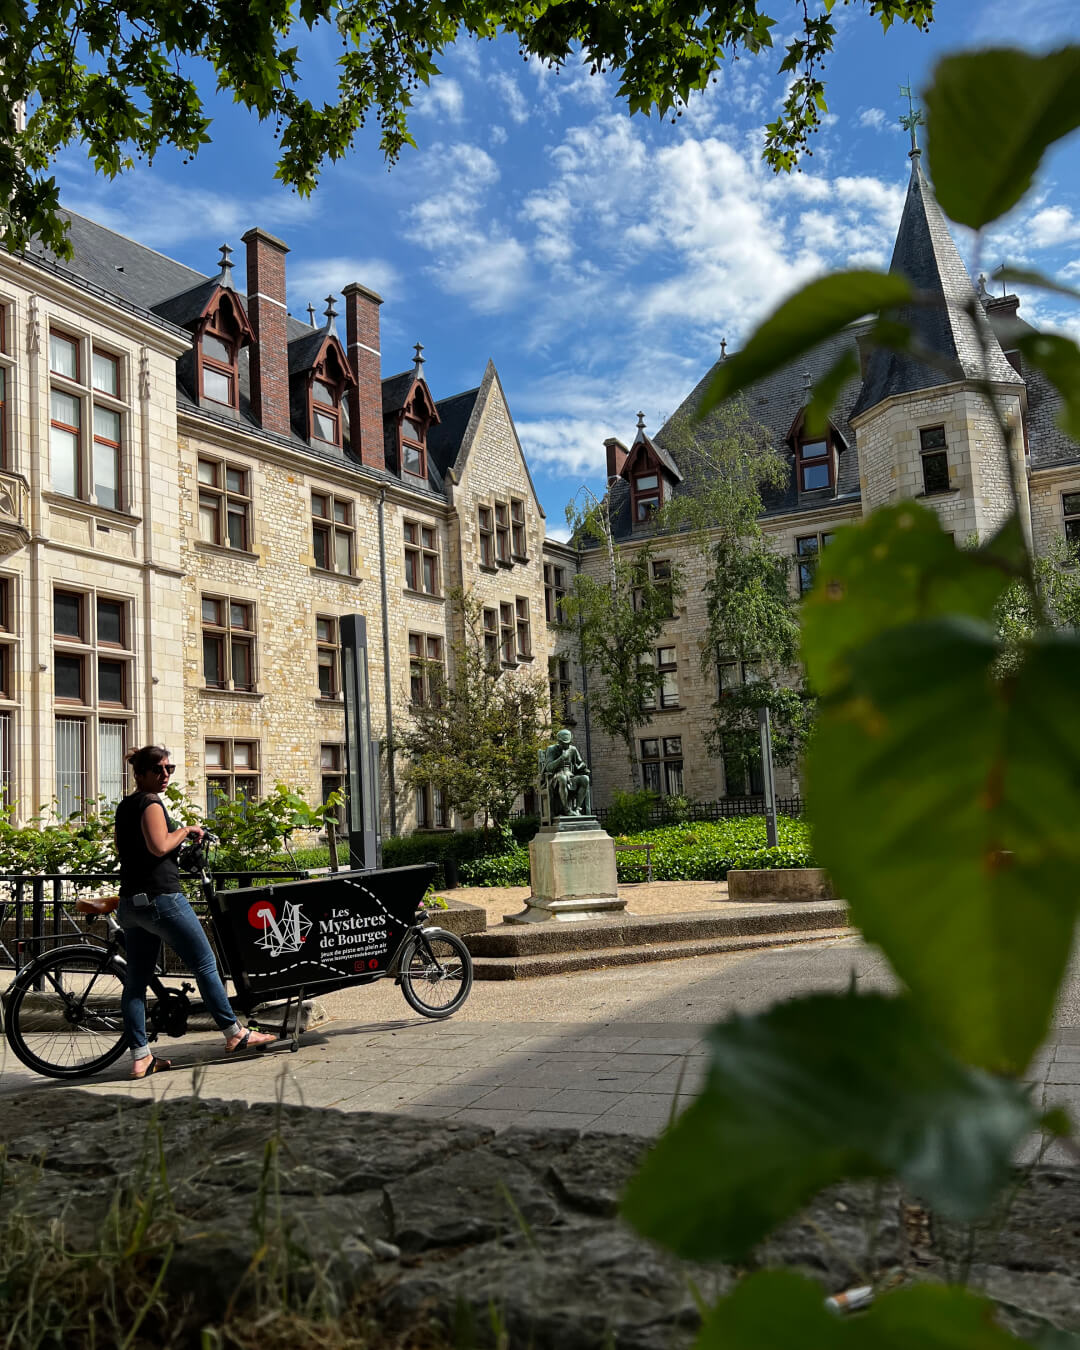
[0,869,308,974]
[593,796,804,829]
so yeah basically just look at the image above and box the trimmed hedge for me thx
[458,816,813,887]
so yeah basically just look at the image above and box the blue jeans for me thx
[118,891,239,1057]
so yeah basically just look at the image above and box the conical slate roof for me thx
[850,153,1023,419]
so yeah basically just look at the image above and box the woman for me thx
[114,744,275,1078]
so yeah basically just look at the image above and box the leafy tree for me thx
[560,491,683,790]
[659,404,809,773]
[621,43,1080,1350]
[393,590,549,830]
[2,0,936,257]
[994,536,1080,675]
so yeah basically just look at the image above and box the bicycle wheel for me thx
[399,930,473,1019]
[5,945,130,1079]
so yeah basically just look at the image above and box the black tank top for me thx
[115,792,182,897]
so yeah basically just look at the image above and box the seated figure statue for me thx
[539,728,592,820]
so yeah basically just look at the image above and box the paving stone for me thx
[541,1089,629,1116]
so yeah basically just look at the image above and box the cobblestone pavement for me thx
[2,934,1078,1159]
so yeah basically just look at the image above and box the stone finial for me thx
[636,411,646,432]
[306,302,317,327]
[216,242,235,285]
[324,295,339,331]
[720,337,727,359]
[803,370,813,394]
[413,341,426,374]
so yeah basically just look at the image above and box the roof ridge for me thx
[64,207,210,288]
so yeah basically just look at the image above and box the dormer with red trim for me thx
[382,343,441,484]
[785,400,845,498]
[153,244,254,414]
[620,413,682,528]
[287,297,356,449]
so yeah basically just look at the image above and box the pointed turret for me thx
[850,153,1022,419]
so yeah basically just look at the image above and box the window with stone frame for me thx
[641,736,683,796]
[795,432,833,493]
[404,520,439,595]
[408,633,444,707]
[510,498,527,558]
[494,502,511,564]
[795,531,835,595]
[635,557,674,615]
[499,603,515,665]
[0,577,14,701]
[716,656,764,700]
[0,306,11,470]
[641,646,678,710]
[415,782,448,829]
[49,329,127,510]
[631,470,662,523]
[316,615,340,698]
[320,743,345,826]
[205,739,259,813]
[483,607,499,667]
[53,586,133,813]
[198,455,252,550]
[515,596,532,660]
[312,492,354,575]
[548,656,574,726]
[544,561,567,623]
[722,740,765,798]
[201,595,257,692]
[478,506,495,568]
[1063,492,1080,547]
[920,426,951,495]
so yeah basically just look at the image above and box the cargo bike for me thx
[2,834,472,1079]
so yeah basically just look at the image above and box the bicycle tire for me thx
[5,945,130,1079]
[399,929,473,1019]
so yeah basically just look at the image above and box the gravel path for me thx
[441,879,734,924]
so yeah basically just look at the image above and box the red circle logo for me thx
[368,958,379,969]
[248,900,276,929]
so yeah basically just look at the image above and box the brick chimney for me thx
[604,437,629,483]
[343,282,384,470]
[241,228,291,437]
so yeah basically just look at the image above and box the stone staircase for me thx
[464,901,851,979]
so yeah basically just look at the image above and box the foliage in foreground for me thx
[621,44,1080,1350]
[2,0,936,257]
[458,815,812,886]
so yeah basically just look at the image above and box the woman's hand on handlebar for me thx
[186,825,205,843]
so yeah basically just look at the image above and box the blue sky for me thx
[56,0,1080,540]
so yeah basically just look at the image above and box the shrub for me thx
[604,788,659,836]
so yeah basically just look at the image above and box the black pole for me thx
[341,614,381,870]
[758,705,778,848]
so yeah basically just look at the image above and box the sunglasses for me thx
[155,763,176,776]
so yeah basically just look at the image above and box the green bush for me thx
[382,826,519,887]
[459,848,531,887]
[604,788,659,835]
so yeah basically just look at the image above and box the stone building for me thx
[0,211,559,832]
[571,147,1080,809]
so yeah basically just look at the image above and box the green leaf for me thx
[698,273,912,416]
[926,48,1080,230]
[801,505,1025,697]
[622,992,1034,1262]
[693,1270,1035,1349]
[1014,333,1080,441]
[804,349,860,438]
[807,619,1080,1073]
[994,267,1080,303]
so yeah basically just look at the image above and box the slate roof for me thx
[288,326,333,375]
[850,154,1023,420]
[428,386,481,480]
[381,370,416,415]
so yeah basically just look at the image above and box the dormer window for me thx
[632,472,662,522]
[401,416,426,478]
[796,437,832,492]
[200,315,240,409]
[311,379,341,447]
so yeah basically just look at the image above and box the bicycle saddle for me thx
[76,895,120,916]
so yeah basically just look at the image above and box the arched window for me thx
[311,378,341,446]
[401,409,427,480]
[199,303,243,409]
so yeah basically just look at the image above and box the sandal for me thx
[131,1055,170,1079]
[226,1029,276,1054]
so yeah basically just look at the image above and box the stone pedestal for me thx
[505,817,625,924]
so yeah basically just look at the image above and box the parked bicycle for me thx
[2,832,473,1080]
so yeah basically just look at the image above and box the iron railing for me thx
[593,796,804,828]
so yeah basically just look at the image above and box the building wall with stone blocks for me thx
[1028,466,1080,560]
[0,257,189,820]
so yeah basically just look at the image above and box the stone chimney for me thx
[343,283,384,470]
[241,228,291,437]
[604,437,629,483]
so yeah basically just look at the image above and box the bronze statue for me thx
[539,728,592,820]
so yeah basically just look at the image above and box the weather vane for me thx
[898,82,924,154]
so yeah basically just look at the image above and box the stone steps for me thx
[465,901,852,980]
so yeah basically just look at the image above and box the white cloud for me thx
[286,256,401,309]
[858,107,887,132]
[489,124,508,145]
[545,524,572,544]
[413,77,466,122]
[972,0,1080,45]
[1029,205,1080,248]
[489,71,530,125]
